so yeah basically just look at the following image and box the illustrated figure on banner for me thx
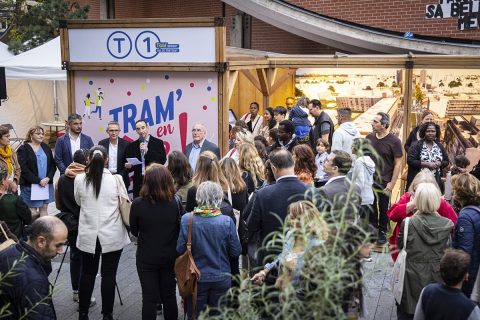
[83,93,94,119]
[91,88,105,120]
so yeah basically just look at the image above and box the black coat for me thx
[98,137,130,188]
[406,139,449,191]
[56,174,80,218]
[0,241,56,320]
[17,143,56,186]
[125,136,166,197]
[247,176,309,265]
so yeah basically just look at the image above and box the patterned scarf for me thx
[193,206,222,217]
[0,145,13,175]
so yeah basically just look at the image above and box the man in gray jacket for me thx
[184,123,220,171]
[331,108,359,156]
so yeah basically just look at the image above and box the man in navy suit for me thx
[247,149,310,266]
[125,120,166,197]
[183,123,220,171]
[54,114,94,175]
[98,121,130,189]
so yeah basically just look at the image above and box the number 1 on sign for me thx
[143,37,151,53]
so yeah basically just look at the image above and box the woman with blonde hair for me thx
[453,173,480,296]
[239,143,265,195]
[251,200,329,287]
[185,150,229,212]
[397,182,454,319]
[17,126,56,219]
[220,158,247,212]
[387,169,457,261]
[224,129,254,163]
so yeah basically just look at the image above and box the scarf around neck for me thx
[0,145,13,175]
[193,206,222,217]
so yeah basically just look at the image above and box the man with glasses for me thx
[99,121,130,188]
[184,123,220,171]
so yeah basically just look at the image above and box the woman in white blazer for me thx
[74,146,130,320]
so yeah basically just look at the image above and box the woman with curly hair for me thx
[166,151,193,209]
[453,173,480,296]
[239,143,265,195]
[292,144,317,185]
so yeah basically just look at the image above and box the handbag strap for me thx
[403,217,410,250]
[0,222,10,241]
[187,212,194,249]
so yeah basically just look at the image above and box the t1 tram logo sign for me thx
[107,30,180,60]
[425,0,480,30]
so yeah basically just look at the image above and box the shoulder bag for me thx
[175,213,201,319]
[0,220,16,252]
[391,217,410,304]
[114,174,131,226]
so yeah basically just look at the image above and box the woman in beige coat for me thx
[74,146,130,320]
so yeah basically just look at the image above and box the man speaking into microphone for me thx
[125,119,166,197]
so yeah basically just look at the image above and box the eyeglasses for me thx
[108,130,120,132]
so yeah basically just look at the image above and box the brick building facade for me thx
[75,0,480,54]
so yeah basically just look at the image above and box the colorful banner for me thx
[74,71,219,154]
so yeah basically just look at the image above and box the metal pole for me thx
[53,80,59,121]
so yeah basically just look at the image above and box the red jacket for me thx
[387,192,457,261]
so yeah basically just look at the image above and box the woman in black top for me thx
[220,158,247,213]
[130,164,181,320]
[404,110,439,153]
[407,122,449,192]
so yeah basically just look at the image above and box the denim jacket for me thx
[177,213,241,282]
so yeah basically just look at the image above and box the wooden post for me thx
[400,60,414,193]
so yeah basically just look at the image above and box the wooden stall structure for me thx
[60,18,230,153]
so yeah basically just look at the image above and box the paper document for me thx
[31,184,49,200]
[126,157,142,165]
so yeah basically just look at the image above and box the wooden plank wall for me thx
[229,68,295,119]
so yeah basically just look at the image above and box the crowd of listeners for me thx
[0,99,480,320]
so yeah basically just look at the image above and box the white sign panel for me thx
[68,28,216,63]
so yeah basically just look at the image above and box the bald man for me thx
[0,216,68,319]
[184,123,220,171]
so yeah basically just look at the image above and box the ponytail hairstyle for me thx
[85,146,108,199]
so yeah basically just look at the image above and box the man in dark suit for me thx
[124,120,166,197]
[98,121,130,189]
[184,123,220,171]
[319,150,360,217]
[54,113,94,174]
[247,149,309,266]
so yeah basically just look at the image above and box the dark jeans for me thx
[68,231,81,291]
[136,261,178,320]
[79,238,122,315]
[371,189,390,234]
[187,278,230,319]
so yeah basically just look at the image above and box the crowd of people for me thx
[1,97,480,320]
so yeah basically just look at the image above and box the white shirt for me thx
[241,113,264,136]
[108,140,118,173]
[70,134,81,157]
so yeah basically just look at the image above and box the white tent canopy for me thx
[2,37,66,80]
[0,37,68,139]
[0,42,13,62]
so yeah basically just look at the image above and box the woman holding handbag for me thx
[74,146,130,320]
[396,182,453,319]
[177,181,241,319]
[130,164,181,320]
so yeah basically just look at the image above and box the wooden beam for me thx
[240,70,262,93]
[256,68,269,96]
[270,69,295,94]
[226,71,238,109]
